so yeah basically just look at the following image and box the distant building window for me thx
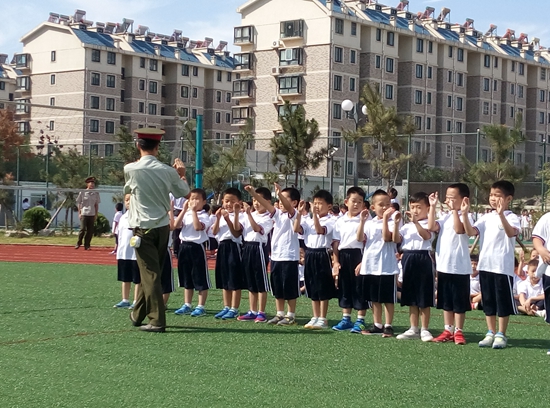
[217,70,222,82]
[426,118,432,130]
[91,49,101,62]
[182,64,189,76]
[105,121,115,134]
[415,64,423,79]
[415,90,422,104]
[350,50,356,64]
[216,91,222,103]
[106,98,115,111]
[375,55,381,69]
[387,31,395,46]
[447,95,452,108]
[386,58,394,73]
[49,121,55,131]
[447,71,453,83]
[149,59,158,71]
[376,28,382,42]
[49,97,55,106]
[332,131,341,148]
[426,92,432,105]
[541,90,546,102]
[427,66,432,79]
[226,92,232,103]
[50,74,56,85]
[428,41,433,53]
[90,96,100,109]
[226,113,231,123]
[105,144,114,156]
[351,22,357,36]
[493,80,498,91]
[193,66,198,76]
[335,47,343,63]
[216,112,221,123]
[106,75,115,88]
[511,61,516,72]
[456,97,463,111]
[518,85,524,98]
[281,20,304,38]
[192,109,197,119]
[448,46,453,58]
[227,72,232,81]
[334,75,342,91]
[234,25,253,44]
[457,48,464,62]
[280,48,303,66]
[335,18,344,35]
[107,51,116,65]
[483,102,489,115]
[279,76,302,94]
[446,121,452,132]
[519,63,525,75]
[483,78,490,91]
[90,119,99,132]
[416,39,423,53]
[385,84,394,100]
[541,68,547,81]
[91,72,100,86]
[484,55,490,67]
[51,51,56,62]
[181,86,189,98]
[415,116,422,130]
[193,87,198,98]
[138,102,144,113]
[350,77,356,92]
[333,103,342,119]
[139,79,145,91]
[494,57,499,68]
[0,81,4,90]
[540,111,545,124]
[149,81,158,94]
[456,73,464,87]
[140,57,145,68]
[148,103,157,115]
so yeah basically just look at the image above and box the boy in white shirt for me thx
[532,212,550,354]
[294,190,337,330]
[111,202,123,255]
[173,189,212,317]
[394,192,435,342]
[237,187,274,323]
[245,184,301,325]
[517,259,545,315]
[332,187,369,333]
[211,188,246,320]
[470,255,482,310]
[462,180,521,349]
[356,189,400,337]
[428,183,472,345]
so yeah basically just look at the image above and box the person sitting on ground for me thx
[517,258,545,316]
[470,254,482,310]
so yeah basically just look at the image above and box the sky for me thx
[1,0,549,58]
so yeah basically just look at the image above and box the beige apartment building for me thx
[9,10,236,158]
[234,0,550,182]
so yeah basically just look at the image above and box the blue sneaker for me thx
[190,306,206,317]
[174,305,192,315]
[332,317,354,331]
[215,307,230,319]
[237,311,257,321]
[350,319,366,334]
[221,309,239,320]
[113,300,131,308]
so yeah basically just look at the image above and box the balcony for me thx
[234,53,253,73]
[232,79,253,99]
[234,26,254,45]
[280,20,304,44]
[12,53,30,69]
[16,76,31,93]
[277,75,303,97]
[231,107,252,126]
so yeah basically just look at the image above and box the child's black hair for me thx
[491,180,515,197]
[211,204,222,214]
[470,254,479,262]
[203,203,211,213]
[255,187,272,202]
[313,189,333,206]
[115,202,123,212]
[339,203,348,211]
[391,202,400,211]
[281,187,300,203]
[389,187,398,198]
[346,186,366,200]
[371,189,389,200]
[447,183,470,198]
[190,188,207,201]
[528,258,539,268]
[332,205,340,215]
[364,200,371,210]
[222,187,242,200]
[409,192,429,206]
[303,201,311,212]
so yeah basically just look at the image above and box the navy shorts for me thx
[400,250,435,308]
[304,248,337,301]
[178,241,211,291]
[436,272,471,314]
[362,275,397,304]
[215,240,245,291]
[242,241,270,293]
[117,259,140,284]
[479,271,517,318]
[161,248,174,294]
[337,248,367,310]
[271,260,300,300]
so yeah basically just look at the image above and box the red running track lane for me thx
[0,245,217,269]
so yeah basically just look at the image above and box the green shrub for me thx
[23,207,51,234]
[94,213,111,236]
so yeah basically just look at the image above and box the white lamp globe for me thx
[341,99,354,112]
[362,105,367,115]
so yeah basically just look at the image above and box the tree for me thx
[0,109,27,178]
[270,102,328,187]
[103,126,139,185]
[462,117,528,200]
[358,84,417,189]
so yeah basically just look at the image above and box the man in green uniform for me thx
[125,128,190,332]
[75,176,100,250]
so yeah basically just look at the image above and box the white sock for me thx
[287,312,295,318]
[122,299,128,303]
[411,326,419,332]
[277,310,285,317]
[185,303,192,308]
[343,313,351,318]
[374,322,383,329]
[445,325,454,332]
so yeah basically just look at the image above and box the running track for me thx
[0,244,217,268]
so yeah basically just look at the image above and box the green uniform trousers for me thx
[134,225,170,327]
[77,215,95,248]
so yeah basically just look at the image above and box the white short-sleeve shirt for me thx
[474,210,520,276]
[532,213,550,277]
[243,211,274,244]
[112,211,123,234]
[298,214,310,241]
[517,279,543,299]
[179,210,211,244]
[470,275,481,295]
[435,211,472,275]
[216,212,245,244]
[333,213,364,250]
[116,213,136,261]
[359,217,399,276]
[301,214,336,249]
[399,219,433,251]
[271,209,300,262]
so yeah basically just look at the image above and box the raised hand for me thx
[173,158,186,178]
[243,202,252,214]
[496,197,504,215]
[428,192,439,207]
[383,207,395,219]
[394,211,402,223]
[298,200,306,212]
[461,197,470,214]
[360,208,369,221]
[244,185,253,193]
[215,208,223,219]
[404,211,416,223]
[183,200,189,213]
[221,209,229,218]
[274,183,282,195]
[234,202,242,213]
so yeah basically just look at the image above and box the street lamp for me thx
[542,136,547,212]
[328,146,339,196]
[341,99,367,192]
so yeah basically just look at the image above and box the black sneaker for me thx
[382,326,394,338]
[361,324,384,335]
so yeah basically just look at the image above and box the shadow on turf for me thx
[163,325,334,335]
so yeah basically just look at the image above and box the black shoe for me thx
[361,324,384,335]
[84,247,90,250]
[139,324,165,333]
[129,311,142,327]
[382,326,394,338]
[75,244,80,249]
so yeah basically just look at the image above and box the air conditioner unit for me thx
[272,40,281,48]
[271,67,280,75]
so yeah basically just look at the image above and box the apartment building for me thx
[11,10,236,157]
[234,0,550,182]
[0,54,22,119]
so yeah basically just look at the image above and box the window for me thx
[226,113,231,123]
[351,22,357,36]
[483,55,490,68]
[105,121,115,134]
[90,96,100,109]
[49,97,55,106]
[332,131,341,148]
[511,61,516,72]
[106,75,115,88]
[387,32,395,46]
[493,80,498,91]
[510,106,514,118]
[140,57,146,68]
[232,107,251,124]
[106,98,115,111]
[215,91,221,103]
[483,78,490,92]
[414,90,422,104]
[494,57,499,68]
[375,55,381,69]
[457,48,464,62]
[426,118,432,130]
[91,49,100,62]
[350,77,356,92]
[148,103,157,115]
[386,58,394,73]
[428,41,433,53]
[192,66,198,76]
[135,80,143,91]
[519,63,525,75]
[448,46,453,58]
[350,50,356,64]
[49,121,55,131]
[541,90,546,102]
[51,51,56,62]
[233,80,252,97]
[278,104,300,118]
[215,112,221,124]
[493,103,498,115]
[447,71,453,83]
[192,87,198,98]
[14,54,28,68]
[216,70,222,82]
[446,144,452,158]
[413,141,422,154]
[235,53,252,70]
[138,102,144,113]
[518,85,524,98]
[226,92,232,103]
[447,95,452,108]
[542,68,547,81]
[50,74,56,85]
[333,103,342,119]
[516,153,522,164]
[510,83,515,95]
[181,64,189,76]
[16,99,30,114]
[335,18,344,35]
[91,72,100,86]
[415,64,423,79]
[0,81,4,90]
[454,145,463,160]
[446,120,452,132]
[540,112,545,124]
[279,48,303,66]
[385,84,394,100]
[279,76,302,94]
[234,25,253,44]
[483,102,489,115]
[149,59,158,71]
[281,20,304,38]
[416,39,424,53]
[347,162,354,176]
[105,144,114,156]
[376,28,382,42]
[90,144,99,156]
[426,92,432,105]
[335,47,343,63]
[227,72,232,82]
[181,86,189,98]
[481,149,489,162]
[457,73,464,87]
[427,66,432,79]
[90,119,99,132]
[149,81,158,94]
[179,107,188,118]
[414,116,422,130]
[456,121,463,133]
[456,97,463,111]
[334,75,342,91]
[107,51,116,65]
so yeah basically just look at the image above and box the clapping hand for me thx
[173,158,186,178]
[428,192,438,207]
[461,197,470,214]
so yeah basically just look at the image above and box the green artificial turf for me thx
[1,262,549,408]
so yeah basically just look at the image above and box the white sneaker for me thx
[535,310,546,319]
[396,328,420,340]
[311,318,328,330]
[304,317,318,329]
[478,332,495,348]
[420,329,434,342]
